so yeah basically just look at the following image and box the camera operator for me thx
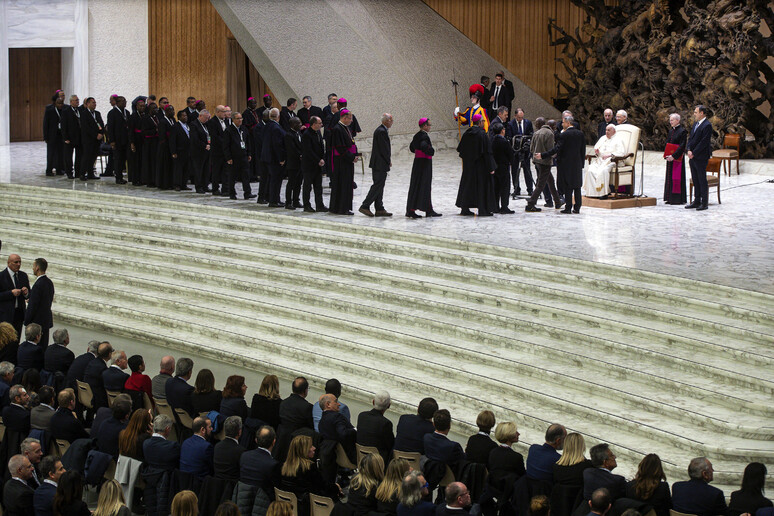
[509,108,534,197]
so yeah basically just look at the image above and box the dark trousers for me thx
[495,168,511,210]
[193,154,211,191]
[104,151,114,176]
[128,146,142,184]
[257,161,270,201]
[229,160,252,198]
[268,163,284,204]
[210,155,226,192]
[173,155,190,189]
[46,139,64,174]
[303,167,325,209]
[361,168,388,211]
[80,142,98,178]
[565,187,582,212]
[528,164,561,207]
[285,168,302,206]
[112,146,126,182]
[512,154,534,194]
[689,157,709,205]
[64,142,81,177]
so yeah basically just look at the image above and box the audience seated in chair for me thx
[319,393,357,463]
[356,390,394,467]
[180,415,214,479]
[4,454,36,516]
[465,410,497,466]
[20,437,42,489]
[671,457,729,516]
[394,397,438,455]
[424,409,465,473]
[526,423,566,483]
[96,396,132,459]
[143,414,181,472]
[83,342,113,409]
[583,444,626,501]
[117,407,153,462]
[102,349,129,392]
[17,324,45,373]
[625,454,672,516]
[33,455,64,516]
[280,434,341,516]
[239,425,280,493]
[375,458,411,516]
[3,384,31,436]
[65,340,98,390]
[214,415,246,480]
[49,388,88,443]
[347,453,385,516]
[276,376,314,461]
[396,470,434,516]
[151,355,175,400]
[190,368,222,415]
[488,421,525,493]
[312,378,351,432]
[30,385,56,432]
[165,357,196,417]
[43,328,74,376]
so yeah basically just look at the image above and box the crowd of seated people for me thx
[0,324,769,516]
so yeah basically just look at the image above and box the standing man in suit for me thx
[30,386,55,432]
[79,97,104,181]
[240,425,280,493]
[224,111,255,200]
[24,258,53,349]
[83,342,112,410]
[488,73,512,122]
[143,415,182,471]
[165,357,195,417]
[256,94,273,121]
[60,95,81,179]
[509,108,534,197]
[17,324,44,372]
[597,109,615,140]
[275,377,313,460]
[279,98,298,132]
[43,329,74,375]
[300,116,327,212]
[180,416,214,479]
[49,389,88,443]
[253,111,269,203]
[356,391,393,466]
[1,254,30,344]
[43,94,65,176]
[185,97,198,121]
[106,96,129,184]
[423,409,465,471]
[213,416,246,480]
[318,394,357,462]
[478,76,492,116]
[491,122,515,214]
[169,110,192,191]
[672,457,728,516]
[65,340,98,390]
[283,118,303,209]
[3,455,35,516]
[190,110,212,194]
[394,397,437,454]
[33,455,63,516]
[498,71,515,119]
[262,108,287,208]
[582,443,626,501]
[538,115,586,214]
[102,350,129,392]
[686,105,713,211]
[207,106,229,196]
[297,96,324,129]
[127,99,145,185]
[360,113,393,218]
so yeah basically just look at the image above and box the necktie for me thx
[520,121,523,134]
[494,86,500,108]
[12,272,18,308]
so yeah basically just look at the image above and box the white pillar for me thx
[0,1,11,147]
[73,0,89,98]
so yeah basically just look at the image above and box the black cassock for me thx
[406,130,435,213]
[330,123,357,214]
[456,125,497,214]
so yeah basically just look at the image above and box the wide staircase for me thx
[1,183,772,492]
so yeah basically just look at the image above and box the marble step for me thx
[3,217,773,399]
[49,287,769,489]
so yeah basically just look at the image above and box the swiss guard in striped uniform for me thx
[454,84,490,132]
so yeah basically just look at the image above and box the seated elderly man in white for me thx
[583,124,627,197]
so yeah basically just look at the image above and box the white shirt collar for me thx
[152,432,166,439]
[44,479,57,487]
[41,403,54,411]
[110,364,124,370]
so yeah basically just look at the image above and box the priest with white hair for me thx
[583,124,627,197]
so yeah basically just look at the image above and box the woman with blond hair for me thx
[266,500,293,516]
[552,432,591,486]
[0,322,18,364]
[375,458,411,515]
[250,374,281,428]
[93,479,130,516]
[347,453,385,516]
[488,421,525,492]
[171,490,199,516]
[280,435,340,515]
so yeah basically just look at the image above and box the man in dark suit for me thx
[206,105,229,196]
[44,329,74,376]
[491,122,515,214]
[525,424,565,482]
[165,357,195,417]
[686,105,713,211]
[279,98,297,132]
[587,487,612,516]
[49,389,88,443]
[180,416,214,479]
[60,95,82,179]
[169,110,193,191]
[509,108,535,197]
[78,97,104,181]
[144,415,181,471]
[43,95,64,176]
[360,113,393,217]
[83,342,112,409]
[261,108,287,207]
[283,117,303,209]
[3,385,31,442]
[275,376,313,460]
[253,111,270,203]
[438,482,472,516]
[319,394,357,462]
[106,96,129,184]
[214,416,246,480]
[224,112,255,200]
[672,457,728,516]
[17,324,44,372]
[95,398,130,459]
[65,340,98,389]
[394,397,437,454]
[190,110,212,194]
[423,409,465,470]
[488,73,512,121]
[30,386,55,432]
[597,109,615,140]
[185,97,198,121]
[356,391,394,466]
[33,455,63,516]
[297,96,324,129]
[582,444,626,500]
[24,258,54,349]
[300,116,327,212]
[537,115,586,213]
[102,349,129,392]
[240,425,279,494]
[1,254,30,345]
[3,455,35,516]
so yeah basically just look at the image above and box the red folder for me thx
[664,143,682,161]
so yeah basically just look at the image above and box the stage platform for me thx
[582,195,658,209]
[1,142,773,492]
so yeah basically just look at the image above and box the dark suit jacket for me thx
[465,433,498,465]
[261,121,286,165]
[206,117,228,158]
[30,404,55,431]
[597,120,616,140]
[165,376,195,417]
[686,119,713,162]
[0,268,30,328]
[492,135,514,173]
[251,121,266,159]
[143,435,181,471]
[80,109,104,147]
[672,479,728,516]
[625,480,672,516]
[394,414,435,454]
[43,344,74,375]
[214,437,245,480]
[43,105,61,143]
[278,394,313,438]
[239,447,280,491]
[169,122,191,159]
[60,106,81,145]
[24,275,53,331]
[543,127,586,189]
[489,84,512,112]
[17,341,44,371]
[319,410,356,445]
[283,130,303,170]
[65,351,95,388]
[300,129,324,173]
[96,417,127,458]
[189,119,210,161]
[2,403,31,434]
[582,467,627,500]
[83,357,108,408]
[157,115,174,150]
[369,124,391,172]
[297,106,323,127]
[107,107,130,147]
[224,124,251,165]
[180,434,214,479]
[33,480,57,516]
[487,446,525,491]
[279,107,296,132]
[49,407,88,442]
[356,409,394,464]
[509,118,533,137]
[3,477,35,516]
[102,366,129,392]
[423,432,465,467]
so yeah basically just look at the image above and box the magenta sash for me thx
[333,144,357,157]
[415,150,432,160]
[670,160,683,193]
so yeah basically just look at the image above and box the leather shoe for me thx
[375,210,393,217]
[303,207,315,213]
[696,205,708,211]
[317,206,329,212]
[426,211,442,217]
[244,194,257,199]
[256,199,268,204]
[268,203,282,207]
[560,209,572,214]
[478,212,494,217]
[87,175,100,180]
[344,211,354,215]
[285,204,295,209]
[555,201,565,210]
[293,203,303,209]
[406,211,422,219]
[525,205,542,212]
[460,209,474,216]
[572,209,580,214]
[685,202,700,209]
[358,207,374,217]
[116,179,127,184]
[229,195,238,200]
[499,208,515,214]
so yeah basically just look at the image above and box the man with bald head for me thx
[597,109,615,140]
[525,423,566,481]
[190,110,212,194]
[152,355,175,399]
[275,376,313,460]
[207,105,229,196]
[360,113,394,217]
[1,254,30,344]
[84,342,113,409]
[438,482,472,516]
[318,393,357,462]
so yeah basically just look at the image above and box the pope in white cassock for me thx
[583,124,627,197]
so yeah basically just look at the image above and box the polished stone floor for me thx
[3,141,774,294]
